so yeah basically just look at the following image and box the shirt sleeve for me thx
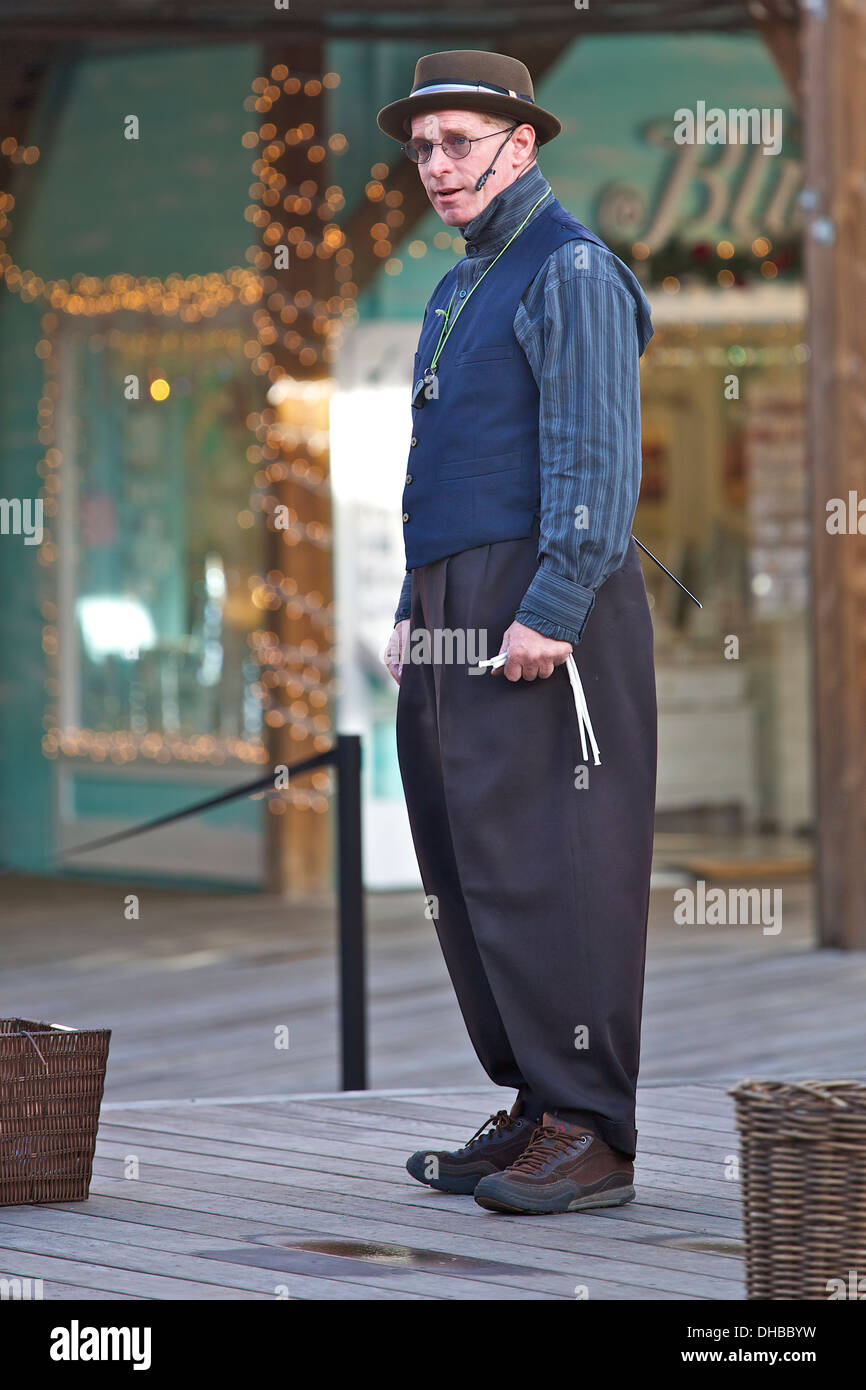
[513,246,645,647]
[394,570,412,625]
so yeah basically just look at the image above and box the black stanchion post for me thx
[335,733,367,1090]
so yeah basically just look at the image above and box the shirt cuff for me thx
[394,571,412,624]
[514,567,596,647]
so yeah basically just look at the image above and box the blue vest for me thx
[401,199,610,571]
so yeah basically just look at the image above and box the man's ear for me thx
[513,122,538,166]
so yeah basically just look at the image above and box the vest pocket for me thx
[455,343,514,365]
[438,448,522,480]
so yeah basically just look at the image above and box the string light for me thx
[9,59,452,806]
[27,305,337,794]
[240,65,357,810]
[1,66,354,807]
[642,323,807,369]
[623,235,799,286]
[43,727,269,766]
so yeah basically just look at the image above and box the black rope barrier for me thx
[60,748,335,859]
[3,734,368,1092]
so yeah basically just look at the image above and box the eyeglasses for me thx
[402,126,518,165]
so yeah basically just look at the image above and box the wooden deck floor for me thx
[3,870,864,1102]
[1,859,863,1301]
[0,1084,746,1300]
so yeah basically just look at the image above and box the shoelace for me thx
[507,1123,588,1174]
[475,652,601,766]
[460,1109,519,1152]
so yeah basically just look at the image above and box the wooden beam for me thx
[803,0,866,947]
[0,1,763,45]
[749,1,802,108]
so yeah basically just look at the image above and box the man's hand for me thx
[492,619,572,681]
[385,618,410,685]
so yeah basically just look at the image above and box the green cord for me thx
[428,288,457,374]
[424,188,552,379]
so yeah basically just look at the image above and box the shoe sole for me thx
[474,1184,636,1214]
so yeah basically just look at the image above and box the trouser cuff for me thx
[551,1108,638,1160]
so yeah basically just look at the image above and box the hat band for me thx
[410,79,535,104]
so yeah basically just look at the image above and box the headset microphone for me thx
[474,126,519,192]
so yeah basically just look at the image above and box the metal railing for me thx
[58,733,368,1090]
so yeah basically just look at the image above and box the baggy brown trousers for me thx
[396,525,657,1157]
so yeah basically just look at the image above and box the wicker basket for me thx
[0,1018,111,1206]
[729,1078,866,1300]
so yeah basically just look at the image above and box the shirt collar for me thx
[460,162,552,259]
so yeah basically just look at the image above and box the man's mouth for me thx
[433,187,462,199]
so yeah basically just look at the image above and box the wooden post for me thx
[260,41,336,897]
[802,1,866,947]
[749,3,803,107]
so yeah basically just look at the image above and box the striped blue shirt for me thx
[394,160,653,646]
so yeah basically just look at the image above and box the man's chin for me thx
[429,190,475,225]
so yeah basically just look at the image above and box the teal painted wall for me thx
[0,44,260,873]
[19,47,260,278]
[0,293,48,867]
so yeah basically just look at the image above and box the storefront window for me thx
[58,316,264,756]
[639,319,811,833]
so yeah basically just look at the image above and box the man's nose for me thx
[426,144,454,178]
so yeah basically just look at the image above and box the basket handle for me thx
[21,1030,50,1072]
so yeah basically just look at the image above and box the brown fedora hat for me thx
[377,49,561,146]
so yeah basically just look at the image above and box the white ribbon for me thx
[412,82,527,100]
[475,651,601,766]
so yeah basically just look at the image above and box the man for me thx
[378,50,657,1215]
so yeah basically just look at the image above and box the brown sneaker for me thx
[473,1112,635,1213]
[406,1105,538,1194]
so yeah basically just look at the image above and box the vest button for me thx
[402,512,410,523]
[405,473,413,485]
[410,437,418,447]
[458,289,467,298]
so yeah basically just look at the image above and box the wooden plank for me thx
[95,1106,742,1172]
[0,1229,438,1302]
[6,872,862,1100]
[84,1140,744,1277]
[90,1112,740,1189]
[0,1205,700,1304]
[0,1084,750,1299]
[85,1157,743,1235]
[85,1138,739,1216]
[89,1119,742,1218]
[2,1181,740,1253]
[0,1206,663,1302]
[78,1178,742,1300]
[0,1248,276,1300]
